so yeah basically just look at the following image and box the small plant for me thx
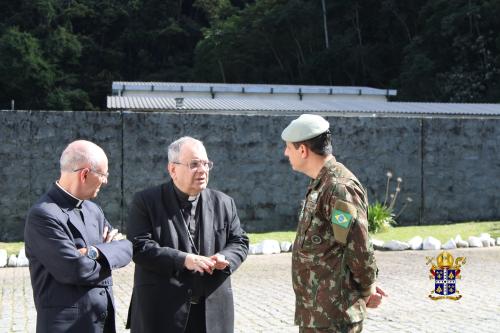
[368,202,395,233]
[368,171,412,234]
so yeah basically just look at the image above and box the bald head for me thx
[60,140,107,173]
[58,140,109,200]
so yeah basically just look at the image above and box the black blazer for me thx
[24,184,133,333]
[126,181,249,333]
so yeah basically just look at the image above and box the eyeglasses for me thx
[172,159,214,171]
[73,168,109,180]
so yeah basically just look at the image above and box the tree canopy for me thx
[1,0,499,110]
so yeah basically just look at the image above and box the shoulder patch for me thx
[331,209,352,229]
[331,199,358,244]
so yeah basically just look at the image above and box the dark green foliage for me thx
[1,0,499,110]
[0,27,54,109]
[398,0,500,101]
[0,0,207,110]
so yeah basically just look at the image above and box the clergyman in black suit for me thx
[24,140,133,333]
[126,136,249,333]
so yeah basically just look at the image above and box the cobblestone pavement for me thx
[1,247,499,332]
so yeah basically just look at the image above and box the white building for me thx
[107,81,500,116]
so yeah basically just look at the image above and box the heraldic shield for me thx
[426,251,466,300]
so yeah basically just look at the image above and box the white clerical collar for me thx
[55,181,84,207]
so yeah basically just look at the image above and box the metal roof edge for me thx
[106,96,500,116]
[111,81,397,96]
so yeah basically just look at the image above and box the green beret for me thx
[281,114,330,142]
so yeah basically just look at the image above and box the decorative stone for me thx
[479,233,492,247]
[479,235,490,247]
[249,244,262,255]
[371,239,385,250]
[17,248,29,267]
[0,249,7,268]
[442,239,456,250]
[468,236,483,248]
[261,240,281,255]
[7,254,18,267]
[477,234,495,247]
[496,237,500,246]
[280,241,292,252]
[423,237,441,250]
[408,236,423,250]
[454,235,469,248]
[383,240,410,251]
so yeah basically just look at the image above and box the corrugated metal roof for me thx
[106,96,500,116]
[112,81,397,96]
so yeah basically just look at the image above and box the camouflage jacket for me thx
[292,157,378,327]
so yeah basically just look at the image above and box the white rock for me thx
[456,240,469,248]
[7,254,18,267]
[454,234,463,243]
[249,243,262,255]
[0,249,7,268]
[280,241,292,252]
[496,237,500,246]
[423,237,441,250]
[442,239,457,250]
[489,238,495,247]
[261,240,281,255]
[479,233,491,247]
[371,239,385,250]
[383,240,410,251]
[468,236,483,248]
[408,236,423,250]
[16,248,29,267]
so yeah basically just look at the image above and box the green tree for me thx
[0,27,54,109]
[0,0,94,110]
[193,0,418,88]
[117,0,207,82]
[398,0,500,102]
[194,0,323,83]
[2,0,500,108]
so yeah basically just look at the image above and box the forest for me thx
[1,0,499,110]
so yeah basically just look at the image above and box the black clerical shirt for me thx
[172,184,201,254]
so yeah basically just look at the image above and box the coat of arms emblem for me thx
[426,251,466,300]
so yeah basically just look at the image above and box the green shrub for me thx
[368,171,412,234]
[368,202,396,233]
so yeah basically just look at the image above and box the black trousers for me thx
[185,301,206,333]
[103,292,116,333]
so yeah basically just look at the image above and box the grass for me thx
[0,242,24,256]
[372,221,500,243]
[1,221,499,252]
[248,231,296,244]
[247,221,500,245]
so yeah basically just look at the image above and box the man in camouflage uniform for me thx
[282,114,386,333]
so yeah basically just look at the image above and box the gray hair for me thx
[168,136,204,163]
[59,140,103,172]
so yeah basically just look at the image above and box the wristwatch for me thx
[87,246,99,260]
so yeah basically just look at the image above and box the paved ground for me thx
[1,247,499,332]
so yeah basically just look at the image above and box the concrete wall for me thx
[1,110,498,240]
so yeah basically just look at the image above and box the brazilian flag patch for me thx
[331,209,352,229]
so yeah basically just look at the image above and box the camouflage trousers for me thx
[299,321,363,333]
